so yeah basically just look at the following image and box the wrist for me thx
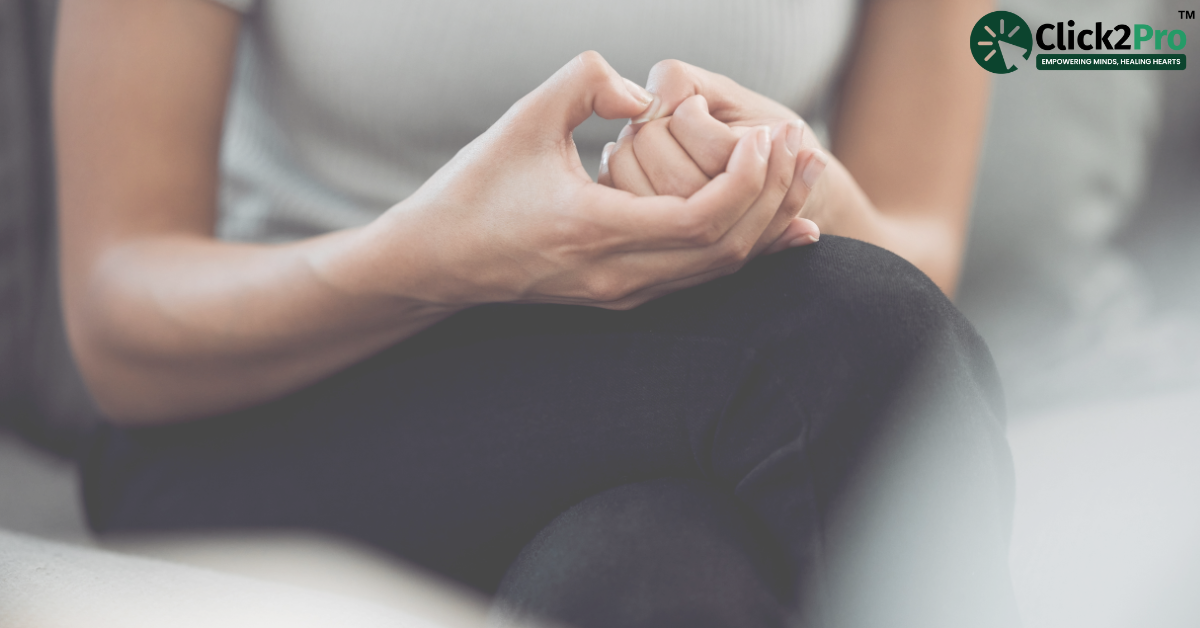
[799,156,870,235]
[302,220,467,319]
[801,158,963,294]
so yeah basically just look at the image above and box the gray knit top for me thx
[206,0,859,243]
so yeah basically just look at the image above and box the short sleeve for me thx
[205,0,257,13]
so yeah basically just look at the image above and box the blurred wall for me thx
[957,0,1200,414]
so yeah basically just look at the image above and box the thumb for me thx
[764,217,822,255]
[639,59,797,125]
[519,51,655,136]
[667,95,745,177]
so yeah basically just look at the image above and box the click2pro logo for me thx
[971,11,1189,73]
[972,11,1032,74]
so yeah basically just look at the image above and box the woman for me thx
[55,0,1016,626]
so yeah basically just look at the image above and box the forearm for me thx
[59,43,760,425]
[821,0,991,297]
[69,226,460,424]
[801,157,965,295]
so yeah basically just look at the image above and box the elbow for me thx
[65,319,159,426]
[65,303,263,427]
[63,295,183,427]
[72,353,197,427]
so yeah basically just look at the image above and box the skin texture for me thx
[603,0,992,294]
[55,0,990,425]
[599,96,826,256]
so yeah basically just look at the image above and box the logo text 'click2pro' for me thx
[971,11,1189,74]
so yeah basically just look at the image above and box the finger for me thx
[572,126,771,252]
[544,187,785,308]
[597,142,616,187]
[558,129,793,306]
[600,251,754,309]
[716,121,801,261]
[632,117,710,198]
[519,51,655,137]
[637,59,797,125]
[744,121,821,258]
[519,227,758,308]
[528,130,779,308]
[667,95,742,177]
[509,255,740,309]
[752,136,830,257]
[763,217,822,255]
[606,132,657,197]
[580,259,744,310]
[577,123,771,252]
[670,125,773,244]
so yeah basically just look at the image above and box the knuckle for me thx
[772,167,793,197]
[666,112,685,136]
[607,140,631,162]
[650,59,689,79]
[572,51,609,81]
[738,167,768,197]
[558,220,596,248]
[644,117,672,133]
[682,215,724,246]
[575,50,605,69]
[737,239,755,261]
[630,130,649,155]
[600,298,641,311]
[717,236,753,264]
[779,191,802,217]
[632,119,670,151]
[609,138,633,162]
[583,272,629,303]
[678,178,707,198]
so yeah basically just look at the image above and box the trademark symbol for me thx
[1181,10,1196,19]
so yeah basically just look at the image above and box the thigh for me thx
[493,478,793,628]
[82,294,766,591]
[81,237,1010,603]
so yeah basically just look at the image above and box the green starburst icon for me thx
[971,11,1033,74]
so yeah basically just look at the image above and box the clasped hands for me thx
[599,63,827,258]
[370,52,831,311]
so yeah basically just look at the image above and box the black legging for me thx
[81,237,1019,628]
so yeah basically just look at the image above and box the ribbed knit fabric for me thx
[206,0,859,243]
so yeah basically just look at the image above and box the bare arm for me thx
[56,0,793,425]
[620,0,992,295]
[55,0,455,423]
[820,0,992,294]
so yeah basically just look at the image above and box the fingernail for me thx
[786,120,805,156]
[801,151,828,189]
[623,78,653,106]
[630,94,661,124]
[789,234,820,248]
[770,121,788,143]
[755,126,771,161]
[600,142,616,169]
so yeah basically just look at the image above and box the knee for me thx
[708,237,1013,547]
[704,236,1007,452]
[757,236,958,339]
[491,479,791,628]
[742,237,997,389]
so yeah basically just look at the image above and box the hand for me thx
[599,114,822,257]
[599,92,827,256]
[599,95,757,198]
[349,52,803,310]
